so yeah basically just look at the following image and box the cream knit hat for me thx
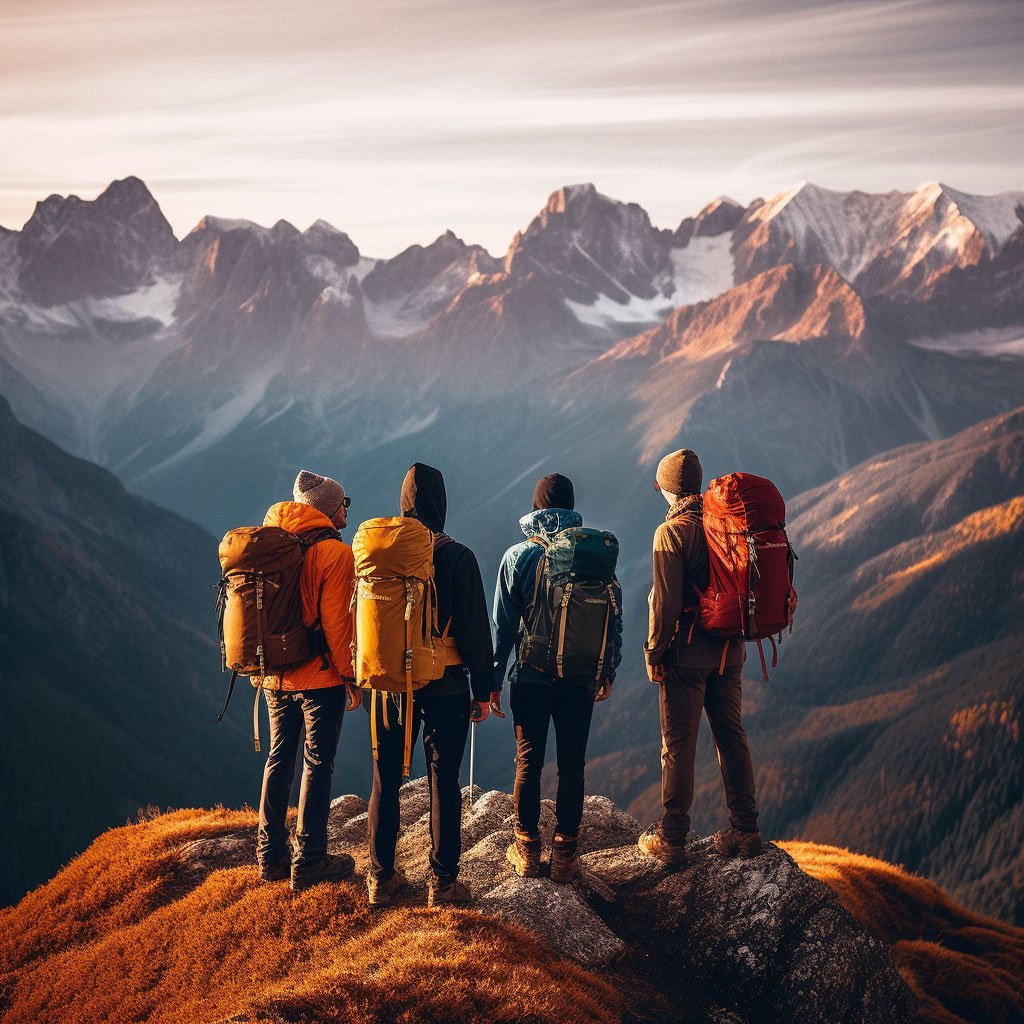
[293,470,347,518]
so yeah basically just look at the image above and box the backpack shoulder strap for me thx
[296,527,341,552]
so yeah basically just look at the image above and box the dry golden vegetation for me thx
[783,842,1024,1024]
[3,807,1022,1024]
[0,809,619,1024]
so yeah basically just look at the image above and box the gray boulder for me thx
[477,876,626,967]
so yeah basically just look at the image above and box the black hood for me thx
[400,462,447,533]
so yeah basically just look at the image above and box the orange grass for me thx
[784,841,1024,1024]
[0,809,620,1024]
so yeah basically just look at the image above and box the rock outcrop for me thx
[277,783,920,1024]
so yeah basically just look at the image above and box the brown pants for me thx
[659,664,759,841]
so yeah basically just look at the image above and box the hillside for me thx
[2,786,1021,1024]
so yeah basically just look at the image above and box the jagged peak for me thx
[95,175,158,206]
[544,182,601,214]
[187,214,270,237]
[304,218,343,235]
[270,218,300,240]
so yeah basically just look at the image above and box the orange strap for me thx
[756,639,769,682]
[441,617,464,667]
[718,638,729,676]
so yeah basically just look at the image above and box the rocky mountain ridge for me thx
[4,783,1021,1024]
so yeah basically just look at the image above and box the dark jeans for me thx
[368,690,470,885]
[660,664,759,841]
[510,678,595,838]
[257,685,346,867]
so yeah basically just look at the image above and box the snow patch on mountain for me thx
[565,290,676,330]
[909,325,1024,357]
[935,183,1024,252]
[670,235,735,305]
[82,276,182,326]
[752,182,908,280]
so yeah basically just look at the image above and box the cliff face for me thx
[3,785,1019,1024]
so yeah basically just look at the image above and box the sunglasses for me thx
[337,496,352,510]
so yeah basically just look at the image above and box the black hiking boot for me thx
[506,832,542,878]
[637,824,687,867]
[259,854,291,882]
[549,833,581,884]
[713,827,765,859]
[290,853,356,892]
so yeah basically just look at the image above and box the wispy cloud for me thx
[1,0,1021,254]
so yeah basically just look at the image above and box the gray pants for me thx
[659,664,759,841]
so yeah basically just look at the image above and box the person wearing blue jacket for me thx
[492,473,622,882]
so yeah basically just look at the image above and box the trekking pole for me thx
[469,720,476,807]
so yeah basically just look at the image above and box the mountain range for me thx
[1,175,1021,919]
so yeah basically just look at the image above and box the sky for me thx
[1,0,1022,257]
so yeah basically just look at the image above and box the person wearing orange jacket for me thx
[256,470,362,892]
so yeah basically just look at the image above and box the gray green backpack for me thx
[517,528,619,680]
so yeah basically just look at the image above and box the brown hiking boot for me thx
[290,853,355,892]
[549,833,581,884]
[713,827,765,859]
[367,867,409,908]
[637,824,687,867]
[506,832,542,878]
[428,878,472,907]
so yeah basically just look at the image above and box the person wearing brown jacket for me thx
[637,449,763,867]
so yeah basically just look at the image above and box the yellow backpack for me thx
[351,517,445,774]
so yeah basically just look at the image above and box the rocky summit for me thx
[180,782,917,1024]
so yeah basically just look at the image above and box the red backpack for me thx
[696,473,797,680]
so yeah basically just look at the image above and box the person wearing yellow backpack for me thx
[362,463,495,908]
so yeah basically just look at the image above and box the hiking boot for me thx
[549,832,581,884]
[259,854,291,882]
[428,878,472,907]
[290,853,355,892]
[506,832,542,878]
[713,827,765,859]
[367,867,409,908]
[637,824,687,867]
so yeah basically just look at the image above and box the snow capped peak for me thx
[931,183,1024,252]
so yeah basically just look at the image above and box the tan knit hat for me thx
[655,449,702,496]
[293,469,347,518]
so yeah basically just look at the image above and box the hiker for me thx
[638,449,763,867]
[364,463,495,908]
[255,471,361,891]
[493,473,622,883]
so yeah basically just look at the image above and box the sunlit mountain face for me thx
[1,177,1021,918]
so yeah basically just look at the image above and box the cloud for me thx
[0,0,1021,253]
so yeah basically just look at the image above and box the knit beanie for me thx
[655,449,702,496]
[532,473,575,511]
[293,469,347,518]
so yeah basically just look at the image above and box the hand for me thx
[346,683,362,711]
[594,679,613,702]
[647,662,666,684]
[489,690,506,719]
[470,699,490,723]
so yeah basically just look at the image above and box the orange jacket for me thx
[257,501,355,691]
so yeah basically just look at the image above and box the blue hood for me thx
[519,508,583,539]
